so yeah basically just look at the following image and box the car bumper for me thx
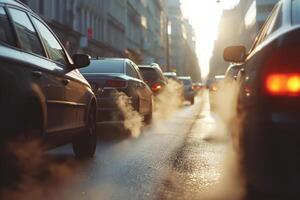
[241,110,300,194]
[183,91,194,100]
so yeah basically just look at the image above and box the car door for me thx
[30,16,87,132]
[131,61,152,114]
[7,7,68,134]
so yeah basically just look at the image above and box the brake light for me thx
[265,73,300,96]
[104,80,126,88]
[151,83,162,92]
[211,85,218,92]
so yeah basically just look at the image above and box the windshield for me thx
[139,68,160,84]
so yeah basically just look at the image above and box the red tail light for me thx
[265,73,300,96]
[151,83,162,92]
[104,80,126,88]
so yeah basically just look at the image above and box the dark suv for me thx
[0,0,97,158]
[138,64,167,95]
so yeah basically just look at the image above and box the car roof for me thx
[178,76,192,80]
[0,0,31,11]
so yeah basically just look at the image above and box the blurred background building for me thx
[209,0,279,79]
[166,0,201,81]
[20,0,201,81]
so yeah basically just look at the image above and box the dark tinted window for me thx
[126,63,139,79]
[181,79,192,86]
[0,7,15,46]
[80,60,124,73]
[9,8,44,56]
[140,68,160,84]
[32,17,66,65]
[292,0,300,25]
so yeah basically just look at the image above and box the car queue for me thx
[0,0,202,160]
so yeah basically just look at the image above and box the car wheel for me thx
[144,112,152,125]
[0,102,43,185]
[190,97,195,105]
[72,104,97,159]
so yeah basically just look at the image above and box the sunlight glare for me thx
[181,0,240,79]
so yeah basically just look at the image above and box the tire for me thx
[144,112,152,125]
[144,97,153,125]
[0,102,43,185]
[72,104,97,159]
[190,97,195,105]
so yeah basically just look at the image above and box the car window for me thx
[131,62,144,80]
[0,7,15,46]
[80,60,124,73]
[126,62,139,79]
[249,4,280,51]
[140,68,160,84]
[265,3,283,37]
[181,79,192,86]
[9,8,44,56]
[32,17,67,65]
[292,0,300,25]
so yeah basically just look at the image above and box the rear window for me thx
[292,0,300,25]
[140,68,160,84]
[80,60,124,74]
[0,7,15,46]
[181,79,192,86]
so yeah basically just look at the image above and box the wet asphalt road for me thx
[1,95,233,200]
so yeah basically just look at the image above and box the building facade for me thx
[209,0,279,78]
[20,0,169,66]
[166,0,201,81]
[20,0,200,79]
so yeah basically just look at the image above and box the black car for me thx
[138,64,167,95]
[207,75,225,111]
[80,58,153,124]
[224,0,300,195]
[178,76,195,104]
[0,0,97,159]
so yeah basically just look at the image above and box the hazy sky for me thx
[181,0,240,79]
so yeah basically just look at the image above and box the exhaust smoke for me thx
[202,80,246,200]
[153,79,184,121]
[114,92,143,138]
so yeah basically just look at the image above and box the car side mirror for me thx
[223,46,246,63]
[72,54,90,69]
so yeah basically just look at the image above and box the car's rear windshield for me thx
[140,68,160,84]
[80,60,124,74]
[292,0,300,25]
[181,79,192,85]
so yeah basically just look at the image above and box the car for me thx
[163,72,180,83]
[192,82,204,93]
[0,0,97,159]
[138,64,167,95]
[178,76,195,104]
[224,0,300,195]
[79,58,153,125]
[207,75,225,111]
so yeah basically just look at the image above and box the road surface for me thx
[1,95,240,200]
